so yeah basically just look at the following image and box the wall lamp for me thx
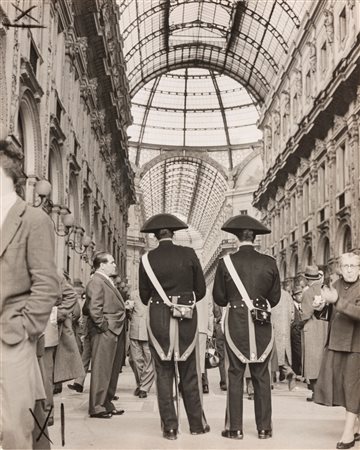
[34,180,94,261]
[34,180,75,236]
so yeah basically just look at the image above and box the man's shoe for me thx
[258,430,272,439]
[336,440,355,449]
[138,390,147,398]
[221,430,243,439]
[163,429,177,440]
[202,384,209,394]
[68,383,83,393]
[191,424,210,435]
[220,382,227,391]
[113,395,119,401]
[90,412,112,419]
[354,433,360,442]
[306,393,314,402]
[111,409,125,415]
[134,387,140,396]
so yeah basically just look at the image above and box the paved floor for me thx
[50,366,356,450]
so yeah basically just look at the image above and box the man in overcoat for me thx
[213,214,281,440]
[138,213,209,440]
[43,273,85,424]
[85,252,126,418]
[300,265,328,401]
[0,141,60,449]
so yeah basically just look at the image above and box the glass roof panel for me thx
[119,0,311,101]
[128,69,260,150]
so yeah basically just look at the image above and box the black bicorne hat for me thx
[140,213,188,233]
[221,214,271,236]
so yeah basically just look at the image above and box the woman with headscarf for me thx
[314,252,360,449]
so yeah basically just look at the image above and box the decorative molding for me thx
[324,8,334,44]
[307,41,316,73]
[49,113,66,144]
[20,57,44,101]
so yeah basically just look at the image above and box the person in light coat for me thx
[271,288,296,389]
[301,266,328,401]
[129,289,154,398]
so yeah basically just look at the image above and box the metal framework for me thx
[118,0,310,246]
[119,0,307,101]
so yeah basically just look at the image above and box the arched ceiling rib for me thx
[128,69,261,151]
[140,156,228,238]
[118,0,308,102]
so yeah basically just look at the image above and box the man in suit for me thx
[85,252,126,418]
[213,214,281,440]
[0,141,60,449]
[139,213,209,440]
[129,289,154,398]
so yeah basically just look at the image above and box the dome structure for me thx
[127,68,261,153]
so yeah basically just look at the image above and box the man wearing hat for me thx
[139,213,209,440]
[213,214,280,440]
[300,265,328,401]
[290,285,303,376]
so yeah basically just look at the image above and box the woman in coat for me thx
[301,266,328,401]
[314,253,360,449]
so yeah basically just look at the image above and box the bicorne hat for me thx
[221,214,271,236]
[140,213,188,233]
[304,265,322,280]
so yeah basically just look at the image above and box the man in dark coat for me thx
[291,285,303,376]
[85,252,126,418]
[138,213,209,440]
[213,214,281,440]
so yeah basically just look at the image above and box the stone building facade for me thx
[0,0,135,287]
[253,0,360,286]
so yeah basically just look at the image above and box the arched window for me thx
[337,223,352,256]
[303,245,312,268]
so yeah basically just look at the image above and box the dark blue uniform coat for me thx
[138,239,208,433]
[139,239,206,360]
[212,245,280,432]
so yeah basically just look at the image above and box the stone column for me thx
[326,138,337,267]
[347,114,359,251]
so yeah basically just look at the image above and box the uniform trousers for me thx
[150,344,207,433]
[0,338,45,449]
[225,342,272,432]
[130,339,154,392]
[89,327,125,415]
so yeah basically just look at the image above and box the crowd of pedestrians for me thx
[1,139,359,449]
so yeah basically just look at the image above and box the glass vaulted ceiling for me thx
[118,0,311,246]
[119,0,309,102]
[128,68,261,150]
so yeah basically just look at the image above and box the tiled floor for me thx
[50,366,352,450]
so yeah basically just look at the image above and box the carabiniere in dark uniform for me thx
[138,213,209,440]
[213,214,281,440]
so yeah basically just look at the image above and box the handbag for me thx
[205,337,220,369]
[141,253,195,320]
